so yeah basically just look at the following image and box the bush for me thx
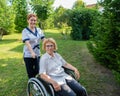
[113,70,120,84]
[69,8,99,40]
[87,0,120,73]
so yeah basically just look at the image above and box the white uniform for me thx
[39,52,73,85]
[22,27,45,57]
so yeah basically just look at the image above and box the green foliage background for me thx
[70,8,99,40]
[87,0,120,82]
[0,0,120,86]
[14,0,28,33]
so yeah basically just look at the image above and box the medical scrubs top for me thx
[22,27,45,58]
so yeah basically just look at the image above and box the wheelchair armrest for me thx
[62,66,77,80]
[36,75,52,85]
[62,66,74,72]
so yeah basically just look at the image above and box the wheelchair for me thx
[27,67,77,96]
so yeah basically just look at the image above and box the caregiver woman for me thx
[22,13,45,78]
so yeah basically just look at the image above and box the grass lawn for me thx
[0,29,120,96]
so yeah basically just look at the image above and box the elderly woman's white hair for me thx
[42,38,58,51]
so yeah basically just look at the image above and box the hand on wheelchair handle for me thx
[31,52,36,59]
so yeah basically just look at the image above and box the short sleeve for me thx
[57,53,67,66]
[37,28,45,40]
[39,56,47,74]
[22,29,30,43]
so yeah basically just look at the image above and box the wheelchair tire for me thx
[27,77,55,96]
[27,78,48,96]
[37,77,55,96]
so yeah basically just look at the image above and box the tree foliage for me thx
[53,6,69,28]
[30,0,54,29]
[87,0,120,72]
[0,0,15,35]
[13,0,28,33]
[72,0,85,9]
[70,8,99,40]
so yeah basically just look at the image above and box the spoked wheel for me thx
[27,78,48,96]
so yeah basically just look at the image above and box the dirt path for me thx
[80,45,120,96]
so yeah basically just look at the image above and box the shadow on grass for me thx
[0,57,27,96]
[8,32,71,53]
[9,43,23,53]
[0,39,18,45]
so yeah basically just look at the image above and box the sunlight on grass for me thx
[1,78,8,83]
[1,33,88,96]
[1,64,8,67]
[0,34,26,96]
[0,35,23,59]
[1,32,118,96]
[2,33,22,40]
[45,29,60,33]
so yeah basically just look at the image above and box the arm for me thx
[63,63,80,80]
[25,41,36,58]
[22,29,36,58]
[58,53,80,80]
[39,55,61,92]
[40,74,61,91]
[41,37,46,42]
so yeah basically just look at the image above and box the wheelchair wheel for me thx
[37,77,55,96]
[27,78,55,96]
[27,78,48,96]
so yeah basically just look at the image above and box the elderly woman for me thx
[39,38,87,96]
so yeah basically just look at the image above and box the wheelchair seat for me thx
[27,67,76,96]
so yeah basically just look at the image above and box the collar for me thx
[26,27,38,36]
[46,52,55,59]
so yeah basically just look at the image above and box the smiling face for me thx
[27,14,37,29]
[45,42,55,56]
[27,16,37,29]
[42,38,58,56]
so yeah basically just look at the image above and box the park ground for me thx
[0,32,120,96]
[79,43,120,96]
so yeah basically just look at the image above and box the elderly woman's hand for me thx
[74,69,80,80]
[52,82,61,92]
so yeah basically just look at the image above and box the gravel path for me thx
[80,46,120,96]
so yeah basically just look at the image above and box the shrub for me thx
[87,0,120,73]
[69,8,99,40]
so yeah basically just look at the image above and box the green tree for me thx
[54,6,67,28]
[72,0,85,9]
[44,13,54,29]
[88,0,120,72]
[0,0,15,35]
[70,8,99,40]
[13,0,28,33]
[30,0,54,29]
[53,7,72,39]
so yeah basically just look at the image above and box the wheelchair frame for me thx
[27,67,76,96]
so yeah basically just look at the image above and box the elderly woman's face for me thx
[45,42,55,55]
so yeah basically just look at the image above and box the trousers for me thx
[55,79,88,96]
[24,57,40,78]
